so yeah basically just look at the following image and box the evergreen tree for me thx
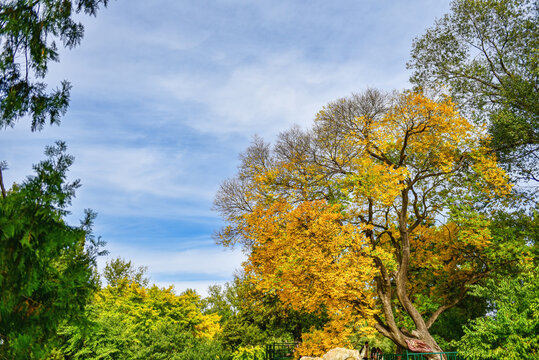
[0,0,110,130]
[0,142,106,358]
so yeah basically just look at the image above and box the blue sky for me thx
[0,0,450,295]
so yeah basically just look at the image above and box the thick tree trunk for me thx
[372,187,447,359]
[376,325,444,359]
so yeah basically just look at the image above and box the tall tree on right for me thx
[408,0,539,183]
[215,90,519,357]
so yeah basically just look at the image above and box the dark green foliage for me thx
[0,2,110,355]
[428,209,538,351]
[409,0,539,182]
[0,0,109,131]
[169,333,231,360]
[487,209,538,265]
[203,276,328,351]
[429,296,489,352]
[0,141,106,359]
[203,280,268,350]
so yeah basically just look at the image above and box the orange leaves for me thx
[241,200,378,349]
[297,321,354,357]
[216,89,514,353]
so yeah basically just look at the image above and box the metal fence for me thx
[265,344,466,360]
[265,343,296,360]
[377,352,465,360]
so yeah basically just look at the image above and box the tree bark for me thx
[370,186,447,358]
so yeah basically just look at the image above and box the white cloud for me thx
[74,146,186,197]
[1,0,452,295]
[97,242,246,297]
[157,51,409,138]
[153,280,231,298]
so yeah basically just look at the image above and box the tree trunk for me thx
[373,188,447,359]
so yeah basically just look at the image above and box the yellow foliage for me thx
[244,201,375,312]
[95,279,221,339]
[195,312,222,339]
[297,322,353,357]
[221,91,512,353]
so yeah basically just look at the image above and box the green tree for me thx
[57,278,223,359]
[408,0,539,182]
[203,276,327,352]
[0,141,106,359]
[452,208,538,359]
[0,0,110,131]
[0,2,110,358]
[102,257,149,287]
[427,294,488,351]
[203,278,274,350]
[409,3,539,352]
[455,263,539,359]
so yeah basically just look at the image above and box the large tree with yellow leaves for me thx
[215,89,515,356]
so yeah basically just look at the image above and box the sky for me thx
[0,0,450,296]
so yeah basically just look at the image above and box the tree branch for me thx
[0,167,6,198]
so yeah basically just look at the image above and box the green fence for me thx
[265,344,465,360]
[378,352,464,360]
[265,343,296,360]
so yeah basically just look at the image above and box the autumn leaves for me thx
[215,90,512,355]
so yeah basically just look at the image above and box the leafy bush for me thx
[232,345,266,360]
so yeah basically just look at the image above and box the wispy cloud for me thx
[158,51,394,137]
[1,0,451,295]
[98,241,246,296]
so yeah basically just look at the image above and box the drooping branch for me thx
[373,316,393,339]
[426,270,492,328]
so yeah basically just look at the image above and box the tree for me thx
[203,275,327,352]
[57,278,223,359]
[451,207,539,359]
[0,141,106,358]
[215,90,516,356]
[408,0,539,182]
[203,283,237,324]
[0,0,110,131]
[102,257,149,287]
[455,262,539,359]
[0,2,110,358]
[426,293,488,351]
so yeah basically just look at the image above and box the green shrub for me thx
[232,345,265,360]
